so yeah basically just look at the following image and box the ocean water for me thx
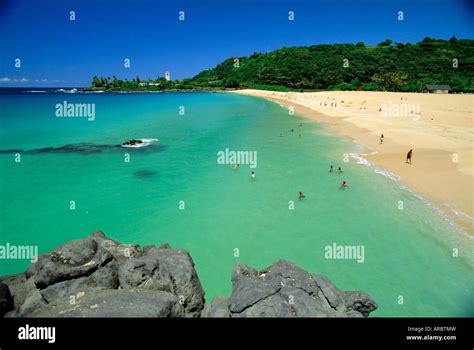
[0,91,472,317]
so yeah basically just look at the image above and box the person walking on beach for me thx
[380,133,384,144]
[406,149,413,164]
[329,165,334,173]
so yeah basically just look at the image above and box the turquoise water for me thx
[0,91,472,316]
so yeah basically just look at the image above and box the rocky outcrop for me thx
[0,231,204,318]
[117,245,204,315]
[30,289,186,317]
[0,283,14,316]
[202,260,377,317]
[0,232,377,318]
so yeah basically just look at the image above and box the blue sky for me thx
[1,0,473,87]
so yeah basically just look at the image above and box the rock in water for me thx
[134,169,157,178]
[202,260,377,318]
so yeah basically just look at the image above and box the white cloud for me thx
[0,77,63,83]
[0,77,28,82]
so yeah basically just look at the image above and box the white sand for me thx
[232,90,474,234]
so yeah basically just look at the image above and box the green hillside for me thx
[90,37,474,92]
[184,37,474,92]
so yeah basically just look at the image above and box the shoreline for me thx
[231,89,473,235]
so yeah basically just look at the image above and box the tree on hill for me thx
[378,39,393,47]
[372,72,409,91]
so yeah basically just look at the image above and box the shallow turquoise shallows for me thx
[0,92,472,316]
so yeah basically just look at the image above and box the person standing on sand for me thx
[406,149,413,164]
[380,133,384,144]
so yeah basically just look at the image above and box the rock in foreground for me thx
[0,231,205,318]
[202,260,377,317]
[0,232,377,318]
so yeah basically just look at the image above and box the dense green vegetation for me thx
[90,37,474,92]
[90,75,173,91]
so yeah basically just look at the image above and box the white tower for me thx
[165,71,171,81]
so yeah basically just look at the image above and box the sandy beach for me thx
[232,90,474,234]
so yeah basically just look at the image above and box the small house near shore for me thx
[425,84,451,94]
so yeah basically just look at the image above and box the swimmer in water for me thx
[341,181,348,188]
[329,165,334,173]
[279,133,284,137]
[231,164,240,169]
[299,191,305,199]
[338,167,343,173]
[251,171,255,179]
